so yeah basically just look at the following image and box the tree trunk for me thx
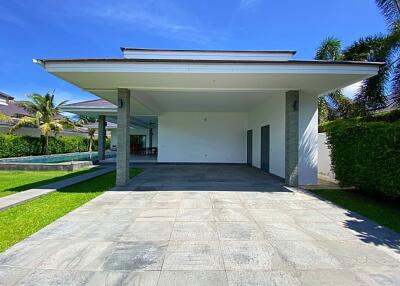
[89,137,93,152]
[44,135,49,155]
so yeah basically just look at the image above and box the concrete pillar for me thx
[285,90,299,186]
[97,115,106,160]
[116,89,131,186]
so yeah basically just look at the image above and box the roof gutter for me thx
[32,59,45,67]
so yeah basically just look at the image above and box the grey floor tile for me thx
[0,266,31,286]
[103,241,168,271]
[249,209,294,223]
[217,222,264,240]
[213,208,253,222]
[295,269,370,286]
[171,222,219,241]
[221,241,275,270]
[259,222,314,241]
[157,270,228,286]
[136,209,178,221]
[226,270,301,286]
[121,221,174,241]
[163,241,224,270]
[176,208,214,221]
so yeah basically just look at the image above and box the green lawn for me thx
[0,168,97,198]
[310,189,400,233]
[0,168,141,252]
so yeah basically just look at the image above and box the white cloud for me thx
[83,1,226,45]
[342,81,363,99]
[239,0,261,11]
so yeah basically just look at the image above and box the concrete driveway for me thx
[0,164,399,285]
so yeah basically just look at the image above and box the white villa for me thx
[36,48,382,187]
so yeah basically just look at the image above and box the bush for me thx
[324,121,400,199]
[0,134,90,158]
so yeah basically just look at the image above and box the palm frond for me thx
[376,0,400,27]
[0,112,11,123]
[9,116,38,132]
[315,37,342,60]
[391,59,400,106]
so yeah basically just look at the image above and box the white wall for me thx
[298,91,318,185]
[247,93,286,178]
[318,132,336,182]
[158,112,247,163]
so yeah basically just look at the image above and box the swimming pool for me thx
[0,151,116,164]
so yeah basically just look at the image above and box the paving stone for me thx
[103,241,168,271]
[355,266,400,286]
[221,241,276,270]
[270,240,342,270]
[213,208,253,222]
[249,209,294,223]
[157,270,228,286]
[288,209,332,223]
[176,208,214,221]
[226,270,301,286]
[136,209,177,221]
[259,222,314,241]
[180,199,212,209]
[298,222,357,241]
[171,222,219,241]
[295,269,369,286]
[163,241,224,270]
[95,271,160,286]
[16,269,103,286]
[120,221,174,241]
[0,266,31,286]
[217,222,264,240]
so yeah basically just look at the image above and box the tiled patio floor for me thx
[0,165,399,285]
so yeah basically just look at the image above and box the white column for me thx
[285,90,299,186]
[116,89,131,187]
[97,115,106,160]
[298,91,318,185]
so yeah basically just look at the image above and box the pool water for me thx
[0,151,116,164]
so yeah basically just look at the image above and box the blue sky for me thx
[0,0,388,103]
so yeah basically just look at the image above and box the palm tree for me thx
[87,128,96,152]
[375,1,400,106]
[376,0,400,27]
[76,115,98,152]
[10,93,75,154]
[0,112,11,123]
[315,37,357,122]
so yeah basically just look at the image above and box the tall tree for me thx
[10,93,74,154]
[376,0,400,27]
[76,115,97,152]
[315,37,356,122]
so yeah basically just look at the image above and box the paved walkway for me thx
[0,165,115,211]
[0,165,399,285]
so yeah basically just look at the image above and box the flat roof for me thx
[121,47,298,55]
[36,58,385,67]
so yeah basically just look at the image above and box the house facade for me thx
[36,48,382,187]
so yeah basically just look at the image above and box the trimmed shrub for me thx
[324,121,400,199]
[0,134,90,158]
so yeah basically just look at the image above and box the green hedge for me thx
[0,134,96,158]
[324,121,400,199]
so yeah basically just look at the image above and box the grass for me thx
[0,168,141,252]
[310,189,400,233]
[0,168,97,198]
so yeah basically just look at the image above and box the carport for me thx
[35,48,381,187]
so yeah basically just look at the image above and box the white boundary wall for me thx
[318,132,336,182]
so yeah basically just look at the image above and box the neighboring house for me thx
[61,99,157,152]
[35,48,382,187]
[0,91,86,137]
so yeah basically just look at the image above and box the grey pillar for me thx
[97,115,106,160]
[116,89,131,187]
[285,90,299,186]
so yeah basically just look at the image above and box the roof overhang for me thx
[36,58,383,115]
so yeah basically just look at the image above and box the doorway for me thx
[261,125,270,172]
[247,130,253,165]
